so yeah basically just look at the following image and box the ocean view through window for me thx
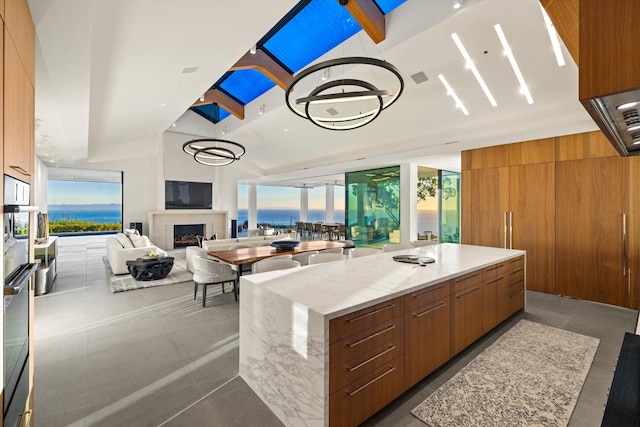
[48,178,122,234]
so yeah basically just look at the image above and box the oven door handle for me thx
[4,263,39,295]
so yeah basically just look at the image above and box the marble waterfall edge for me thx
[240,277,327,427]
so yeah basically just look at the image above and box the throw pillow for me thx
[115,233,134,249]
[129,234,151,248]
[124,228,140,237]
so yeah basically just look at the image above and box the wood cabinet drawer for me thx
[508,256,525,272]
[507,266,525,285]
[330,297,403,343]
[508,278,524,296]
[452,271,483,293]
[404,297,451,388]
[329,356,405,427]
[405,281,450,311]
[483,262,506,279]
[330,316,403,370]
[330,335,404,394]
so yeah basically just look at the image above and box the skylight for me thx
[189,0,406,124]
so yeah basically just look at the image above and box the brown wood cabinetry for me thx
[4,0,35,85]
[404,281,451,388]
[507,256,525,317]
[462,131,640,309]
[329,297,405,427]
[556,157,629,307]
[4,27,33,182]
[481,263,507,334]
[451,271,483,356]
[328,258,524,426]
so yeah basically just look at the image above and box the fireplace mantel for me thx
[148,210,228,250]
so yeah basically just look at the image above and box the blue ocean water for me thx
[48,205,122,224]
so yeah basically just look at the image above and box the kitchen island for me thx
[239,243,526,427]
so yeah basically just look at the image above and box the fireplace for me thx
[174,224,205,248]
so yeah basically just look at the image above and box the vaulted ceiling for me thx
[29,0,597,184]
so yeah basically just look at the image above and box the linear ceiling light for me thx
[451,33,497,107]
[494,24,534,104]
[539,4,565,67]
[438,74,469,115]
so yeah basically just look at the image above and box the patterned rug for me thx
[106,249,193,293]
[411,320,599,427]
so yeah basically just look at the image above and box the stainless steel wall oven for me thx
[3,175,38,427]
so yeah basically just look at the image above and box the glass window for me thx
[308,186,326,223]
[47,179,122,235]
[334,184,345,223]
[237,184,248,236]
[257,186,300,232]
[417,167,438,241]
[345,166,400,248]
[439,170,461,243]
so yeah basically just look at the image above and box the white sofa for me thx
[106,232,167,275]
[201,232,296,252]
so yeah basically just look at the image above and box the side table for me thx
[126,257,174,281]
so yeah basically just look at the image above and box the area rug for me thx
[411,320,599,427]
[106,249,193,293]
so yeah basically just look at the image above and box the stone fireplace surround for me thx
[148,210,228,250]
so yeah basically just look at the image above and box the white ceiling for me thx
[28,0,597,185]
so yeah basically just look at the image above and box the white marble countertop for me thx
[240,243,525,320]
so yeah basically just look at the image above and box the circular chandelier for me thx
[182,138,246,166]
[285,57,404,131]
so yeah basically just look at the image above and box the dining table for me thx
[208,240,354,275]
[321,223,342,240]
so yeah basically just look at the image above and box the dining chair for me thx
[252,258,301,274]
[304,222,314,240]
[320,247,343,254]
[337,224,346,240]
[292,250,319,266]
[192,256,238,306]
[382,243,415,253]
[308,253,348,265]
[347,247,381,258]
[295,222,305,239]
[312,223,324,240]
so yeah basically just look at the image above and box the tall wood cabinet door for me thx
[4,28,33,182]
[469,167,510,248]
[509,163,555,293]
[556,157,629,307]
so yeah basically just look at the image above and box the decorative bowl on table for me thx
[270,240,300,250]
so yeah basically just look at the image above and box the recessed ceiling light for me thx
[438,74,469,115]
[172,123,177,127]
[160,103,166,107]
[495,24,533,104]
[453,2,461,9]
[451,33,497,107]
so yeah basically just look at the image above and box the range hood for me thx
[583,91,640,156]
[578,0,640,156]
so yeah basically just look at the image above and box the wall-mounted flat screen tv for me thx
[165,180,212,210]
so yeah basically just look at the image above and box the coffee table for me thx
[126,256,174,281]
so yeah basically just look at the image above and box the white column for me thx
[400,163,418,244]
[300,188,309,222]
[248,184,258,229]
[325,185,335,223]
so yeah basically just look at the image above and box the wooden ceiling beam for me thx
[230,48,293,90]
[339,0,385,44]
[192,89,245,120]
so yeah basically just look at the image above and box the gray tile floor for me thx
[34,235,638,426]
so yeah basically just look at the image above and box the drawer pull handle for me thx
[510,268,524,275]
[348,325,396,348]
[412,285,445,299]
[349,345,396,372]
[455,273,480,283]
[455,286,479,299]
[485,264,504,272]
[508,288,523,298]
[348,366,396,396]
[9,165,32,176]
[414,302,446,317]
[348,303,396,323]
[485,277,503,286]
